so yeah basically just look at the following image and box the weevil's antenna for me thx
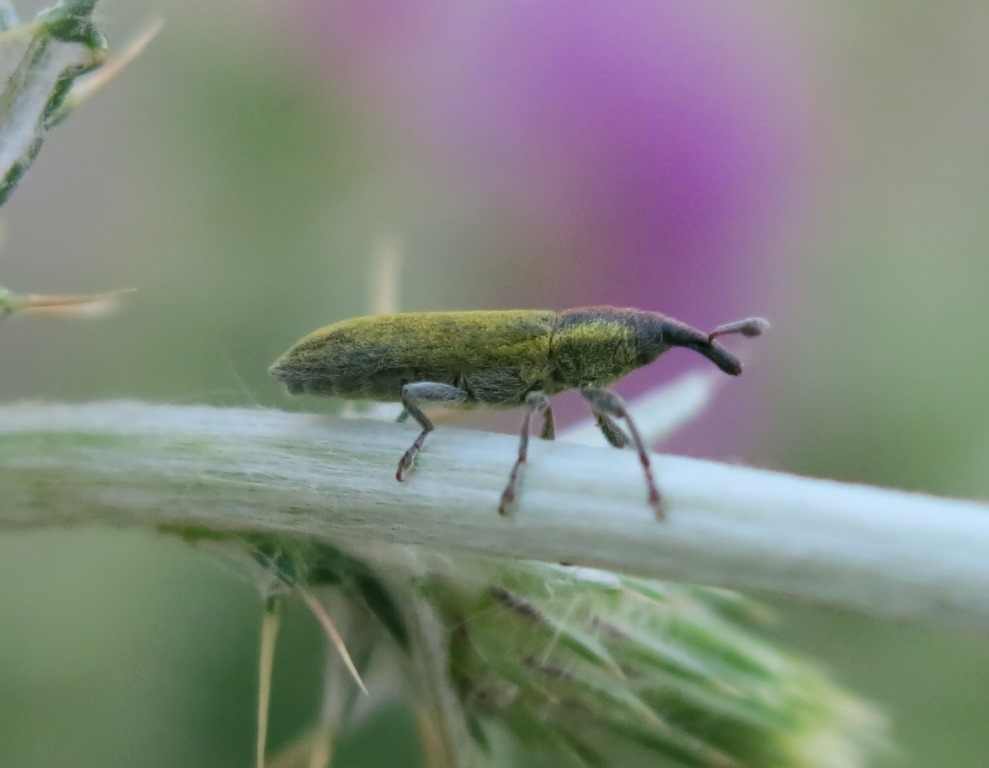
[708,317,770,342]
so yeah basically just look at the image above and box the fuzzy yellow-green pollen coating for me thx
[550,314,640,388]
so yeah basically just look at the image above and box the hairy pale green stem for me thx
[1,401,987,632]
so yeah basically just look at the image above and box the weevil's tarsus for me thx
[500,391,551,516]
[397,430,429,481]
[582,388,664,519]
[397,381,467,480]
[257,597,281,768]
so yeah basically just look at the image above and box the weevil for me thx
[269,308,768,518]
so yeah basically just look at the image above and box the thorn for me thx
[297,589,369,696]
[257,598,281,768]
[57,18,164,120]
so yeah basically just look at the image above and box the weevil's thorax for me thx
[549,308,669,390]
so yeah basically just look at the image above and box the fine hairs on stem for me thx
[1,400,987,633]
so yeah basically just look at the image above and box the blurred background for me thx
[1,0,988,765]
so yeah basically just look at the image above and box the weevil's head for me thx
[645,315,769,375]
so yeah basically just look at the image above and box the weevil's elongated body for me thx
[269,308,767,518]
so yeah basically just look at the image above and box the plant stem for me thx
[2,401,988,632]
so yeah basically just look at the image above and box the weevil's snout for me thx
[662,316,769,376]
[697,341,744,376]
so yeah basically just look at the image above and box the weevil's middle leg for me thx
[396,381,467,481]
[499,391,550,516]
[581,388,664,519]
[540,403,556,440]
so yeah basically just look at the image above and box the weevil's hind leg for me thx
[499,392,550,516]
[540,403,556,440]
[396,408,409,423]
[596,412,630,448]
[581,388,664,519]
[396,381,468,480]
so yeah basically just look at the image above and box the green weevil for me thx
[269,307,768,518]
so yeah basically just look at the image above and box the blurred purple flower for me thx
[296,1,809,303]
[294,1,814,449]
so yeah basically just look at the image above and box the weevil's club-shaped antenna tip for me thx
[708,317,770,342]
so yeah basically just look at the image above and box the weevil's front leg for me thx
[396,381,468,481]
[581,388,663,519]
[499,391,551,516]
[595,412,630,448]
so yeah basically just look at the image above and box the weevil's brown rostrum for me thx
[269,307,768,519]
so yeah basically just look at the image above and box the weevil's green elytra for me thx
[269,307,768,519]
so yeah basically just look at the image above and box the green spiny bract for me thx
[247,537,886,768]
[418,559,887,768]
